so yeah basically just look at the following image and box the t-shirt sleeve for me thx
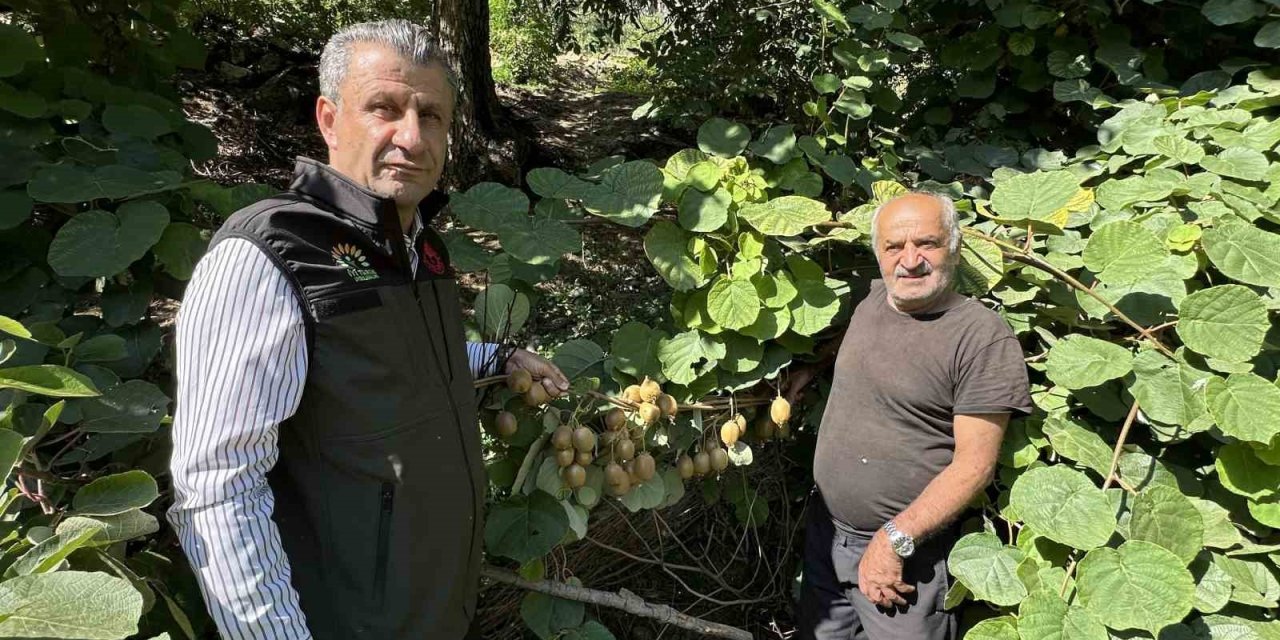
[954,333,1034,416]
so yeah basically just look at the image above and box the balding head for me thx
[872,192,962,313]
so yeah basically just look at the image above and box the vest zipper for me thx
[374,481,395,604]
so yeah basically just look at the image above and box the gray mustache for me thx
[895,261,933,277]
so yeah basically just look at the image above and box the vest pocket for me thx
[373,481,395,605]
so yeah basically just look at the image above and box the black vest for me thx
[210,158,484,638]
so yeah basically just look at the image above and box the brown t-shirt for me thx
[813,280,1033,530]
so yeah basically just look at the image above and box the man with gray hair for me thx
[786,192,1031,639]
[169,19,569,639]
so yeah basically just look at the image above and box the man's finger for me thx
[884,590,908,606]
[893,581,916,594]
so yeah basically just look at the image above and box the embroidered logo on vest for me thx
[421,242,445,275]
[332,243,379,282]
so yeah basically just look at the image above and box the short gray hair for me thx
[870,191,962,254]
[319,19,459,103]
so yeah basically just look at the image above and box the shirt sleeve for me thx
[954,332,1034,416]
[166,238,313,640]
[466,342,501,378]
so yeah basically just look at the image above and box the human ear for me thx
[316,96,339,151]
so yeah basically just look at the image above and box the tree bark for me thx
[432,0,527,187]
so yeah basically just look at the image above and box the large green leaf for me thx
[1076,541,1195,635]
[989,170,1080,228]
[27,165,182,203]
[0,25,43,78]
[1041,415,1113,477]
[72,470,159,516]
[5,527,101,577]
[1044,335,1133,390]
[0,571,142,639]
[0,365,99,397]
[79,380,168,433]
[610,322,667,380]
[453,182,528,231]
[1009,465,1115,550]
[643,221,710,292]
[967,617,1020,640]
[484,492,570,563]
[1176,285,1269,363]
[697,118,751,158]
[946,532,1028,607]
[1215,442,1279,500]
[1094,173,1180,209]
[520,591,584,640]
[474,284,531,339]
[583,161,663,227]
[1205,373,1280,444]
[56,510,159,546]
[749,124,799,164]
[657,330,724,385]
[1191,552,1234,613]
[737,196,830,236]
[1202,0,1266,25]
[1082,221,1169,285]
[47,201,170,277]
[677,187,732,232]
[1191,499,1245,549]
[1128,485,1204,565]
[526,168,594,200]
[1130,351,1213,430]
[152,223,207,281]
[1201,220,1280,288]
[956,235,1005,296]
[705,277,760,330]
[102,104,171,140]
[497,216,579,266]
[1199,147,1271,180]
[0,189,32,229]
[551,340,605,381]
[1016,590,1108,640]
[0,428,21,480]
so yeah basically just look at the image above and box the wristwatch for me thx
[882,520,915,558]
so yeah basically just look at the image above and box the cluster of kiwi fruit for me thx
[490,369,797,502]
[598,377,676,496]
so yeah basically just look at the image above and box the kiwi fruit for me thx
[572,426,596,453]
[551,425,573,451]
[525,383,550,407]
[770,396,791,424]
[639,377,662,403]
[622,384,643,404]
[615,438,636,462]
[720,421,740,446]
[555,448,575,467]
[677,454,694,480]
[693,451,711,476]
[656,393,678,418]
[710,447,730,473]
[755,416,777,440]
[637,402,662,426]
[734,414,748,437]
[604,408,626,431]
[495,411,519,439]
[507,369,532,394]
[633,452,656,482]
[604,462,630,495]
[576,450,594,467]
[599,430,619,448]
[563,464,586,488]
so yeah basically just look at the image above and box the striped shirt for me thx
[168,227,495,639]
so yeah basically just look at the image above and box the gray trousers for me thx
[797,499,957,640]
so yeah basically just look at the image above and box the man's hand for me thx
[857,530,915,608]
[505,349,571,397]
[781,364,818,405]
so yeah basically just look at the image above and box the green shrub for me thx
[490,0,558,86]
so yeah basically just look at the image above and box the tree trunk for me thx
[433,0,527,187]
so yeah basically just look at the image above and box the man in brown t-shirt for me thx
[790,192,1032,640]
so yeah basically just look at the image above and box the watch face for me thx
[899,538,915,557]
